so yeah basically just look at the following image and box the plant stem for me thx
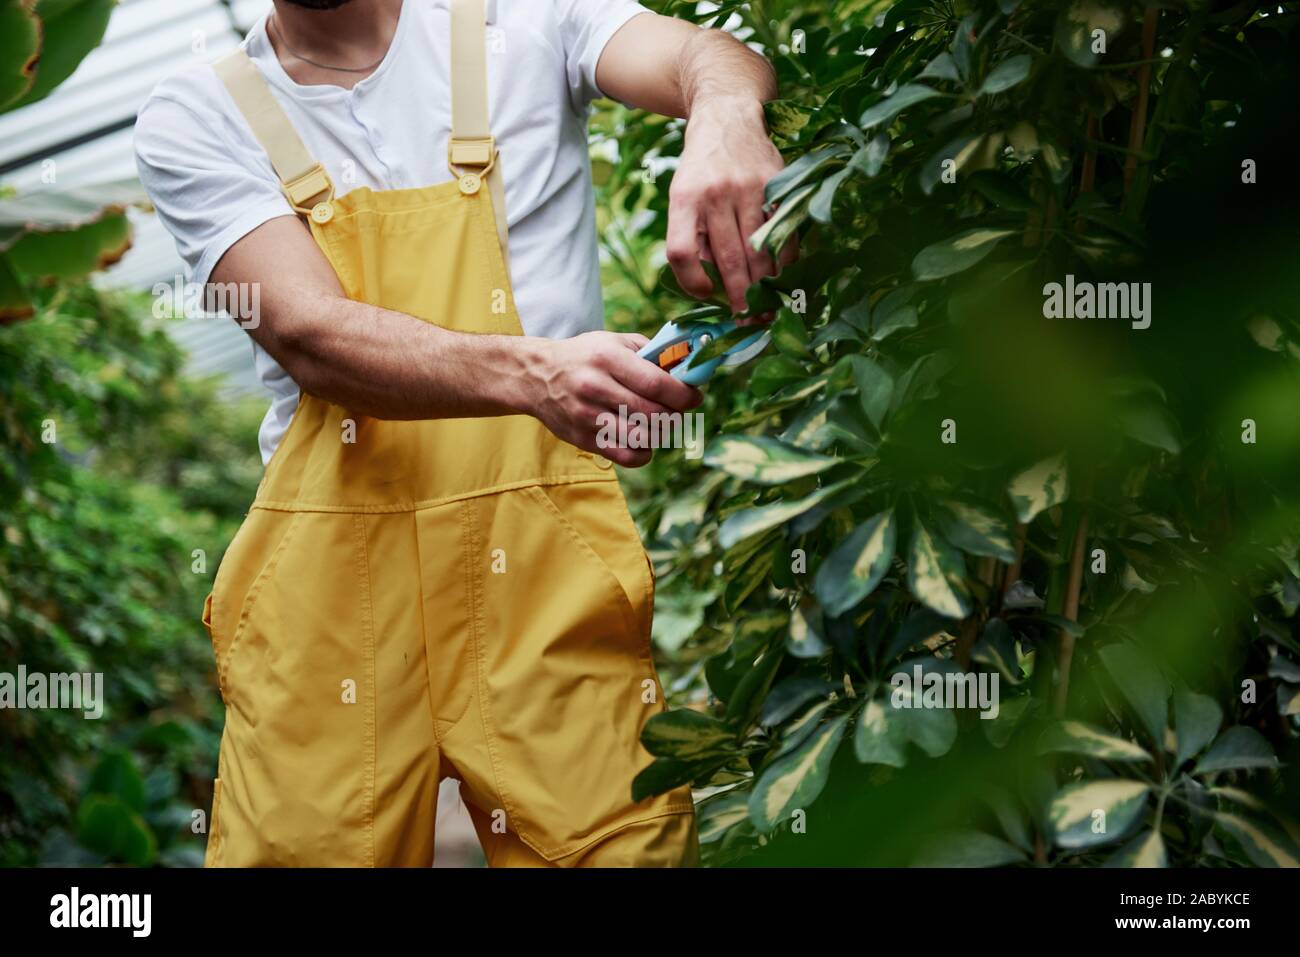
[1052,513,1089,717]
[1122,7,1160,199]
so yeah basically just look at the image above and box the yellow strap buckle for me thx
[448,136,496,195]
[282,165,335,216]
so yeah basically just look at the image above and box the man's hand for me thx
[669,95,787,315]
[596,14,795,318]
[523,331,703,468]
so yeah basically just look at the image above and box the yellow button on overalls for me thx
[200,0,696,867]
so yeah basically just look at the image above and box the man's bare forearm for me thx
[596,14,776,119]
[677,25,777,118]
[263,288,543,421]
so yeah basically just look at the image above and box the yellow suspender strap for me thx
[449,0,511,278]
[213,4,511,278]
[213,49,334,216]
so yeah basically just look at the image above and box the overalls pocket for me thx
[452,481,667,861]
[213,511,377,866]
[205,510,301,700]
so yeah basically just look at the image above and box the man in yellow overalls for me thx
[135,0,785,866]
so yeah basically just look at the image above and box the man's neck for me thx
[268,0,404,88]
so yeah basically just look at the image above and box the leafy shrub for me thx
[0,285,262,865]
[600,0,1300,866]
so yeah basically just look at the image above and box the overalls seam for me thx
[248,471,616,514]
[462,498,524,846]
[431,509,475,744]
[353,512,378,868]
[547,804,698,863]
[219,511,302,699]
[413,513,446,748]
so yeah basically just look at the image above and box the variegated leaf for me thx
[1049,779,1150,848]
[813,509,896,616]
[1104,829,1167,868]
[854,698,907,767]
[907,522,972,618]
[719,479,854,549]
[937,500,1017,563]
[1037,721,1151,763]
[749,712,850,830]
[1007,453,1069,523]
[704,435,839,486]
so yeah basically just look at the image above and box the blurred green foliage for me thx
[597,0,1300,866]
[0,285,262,865]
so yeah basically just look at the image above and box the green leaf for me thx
[0,0,41,111]
[1194,726,1280,775]
[75,794,157,867]
[907,522,972,619]
[0,252,32,323]
[763,99,813,139]
[631,755,719,802]
[813,509,896,616]
[871,304,918,341]
[1049,779,1150,848]
[912,228,1017,281]
[978,55,1032,96]
[1036,721,1151,763]
[639,708,734,760]
[749,712,850,830]
[897,697,958,758]
[859,84,942,130]
[854,698,907,767]
[703,435,838,486]
[1119,403,1182,455]
[1007,453,1069,523]
[764,145,846,207]
[1099,643,1170,744]
[749,354,808,398]
[1104,829,1167,868]
[972,618,1023,684]
[809,166,852,224]
[777,698,833,756]
[1213,812,1300,867]
[769,311,810,357]
[760,676,835,726]
[847,133,890,178]
[786,602,830,660]
[12,0,116,110]
[697,789,750,845]
[918,52,960,83]
[1056,0,1125,69]
[841,354,894,430]
[913,831,1028,867]
[936,500,1016,563]
[1173,690,1222,770]
[85,751,147,813]
[718,479,854,549]
[5,212,132,282]
[751,182,816,255]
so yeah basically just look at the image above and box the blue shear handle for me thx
[638,319,758,387]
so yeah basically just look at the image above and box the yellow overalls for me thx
[200,0,696,867]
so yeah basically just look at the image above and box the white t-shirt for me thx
[135,0,648,463]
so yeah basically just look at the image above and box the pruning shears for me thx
[637,319,771,387]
